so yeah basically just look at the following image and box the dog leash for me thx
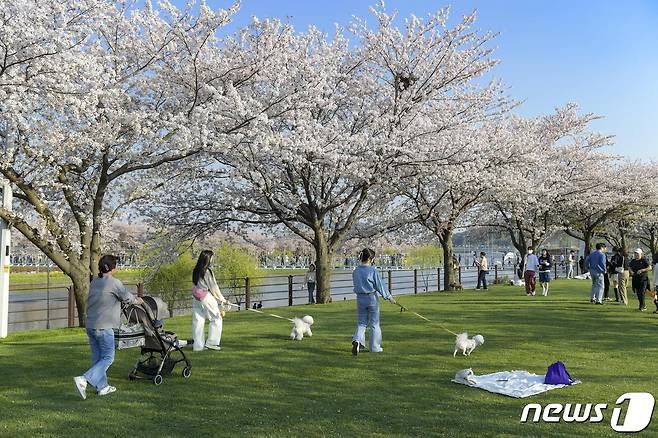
[394,302,458,336]
[224,302,295,322]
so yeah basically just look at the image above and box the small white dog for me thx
[290,315,314,340]
[510,278,525,287]
[454,332,484,357]
[454,368,478,385]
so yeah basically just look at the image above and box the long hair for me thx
[193,250,214,286]
[98,255,118,278]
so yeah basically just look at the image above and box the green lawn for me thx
[1,280,657,437]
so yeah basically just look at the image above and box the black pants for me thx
[477,270,488,289]
[603,273,610,299]
[632,276,648,309]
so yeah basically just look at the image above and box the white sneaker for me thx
[98,385,117,396]
[205,345,221,351]
[74,376,87,400]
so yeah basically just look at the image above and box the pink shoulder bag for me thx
[192,285,208,301]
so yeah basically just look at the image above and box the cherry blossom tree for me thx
[479,105,612,273]
[391,120,520,289]
[152,4,505,302]
[0,0,245,324]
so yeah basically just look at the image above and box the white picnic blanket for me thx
[452,370,580,398]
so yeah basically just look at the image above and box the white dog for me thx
[454,368,478,385]
[454,332,484,357]
[510,278,525,287]
[290,315,314,340]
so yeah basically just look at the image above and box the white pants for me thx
[192,295,223,351]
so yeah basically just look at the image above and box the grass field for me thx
[1,279,657,437]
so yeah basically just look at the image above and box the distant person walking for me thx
[191,250,227,351]
[524,247,539,296]
[74,255,143,400]
[587,243,607,305]
[610,247,629,305]
[538,249,552,296]
[566,250,576,279]
[629,248,652,311]
[475,252,488,290]
[351,248,396,356]
[304,263,317,304]
[651,252,658,313]
[579,255,586,274]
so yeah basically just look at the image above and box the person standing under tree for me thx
[587,243,607,305]
[566,250,576,279]
[351,248,396,356]
[603,253,612,301]
[74,255,143,399]
[538,249,552,296]
[629,248,652,311]
[475,251,488,290]
[304,263,317,304]
[610,247,629,305]
[524,247,540,296]
[652,252,658,313]
[191,250,227,351]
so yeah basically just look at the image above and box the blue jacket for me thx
[587,250,607,274]
[352,265,391,300]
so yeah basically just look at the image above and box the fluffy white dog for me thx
[453,332,484,357]
[290,315,314,340]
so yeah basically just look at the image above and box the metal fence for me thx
[6,262,581,334]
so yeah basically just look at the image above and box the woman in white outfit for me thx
[192,250,226,351]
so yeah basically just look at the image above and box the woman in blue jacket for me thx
[351,248,396,356]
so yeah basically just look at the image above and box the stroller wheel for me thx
[182,367,192,379]
[153,375,163,385]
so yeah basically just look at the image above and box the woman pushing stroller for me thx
[74,255,143,399]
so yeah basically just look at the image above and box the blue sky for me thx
[193,0,658,160]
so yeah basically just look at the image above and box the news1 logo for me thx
[520,393,655,432]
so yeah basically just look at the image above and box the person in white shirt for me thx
[566,250,575,279]
[191,250,227,351]
[524,247,540,296]
[304,263,317,304]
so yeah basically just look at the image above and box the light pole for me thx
[0,180,13,338]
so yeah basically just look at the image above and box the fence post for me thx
[414,269,418,294]
[137,283,144,297]
[245,277,251,310]
[437,267,441,292]
[288,275,293,306]
[494,265,498,283]
[458,266,462,284]
[67,285,75,328]
[554,262,558,280]
[388,270,392,294]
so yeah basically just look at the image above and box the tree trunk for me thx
[583,230,593,256]
[313,231,333,304]
[70,270,90,326]
[439,228,455,290]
